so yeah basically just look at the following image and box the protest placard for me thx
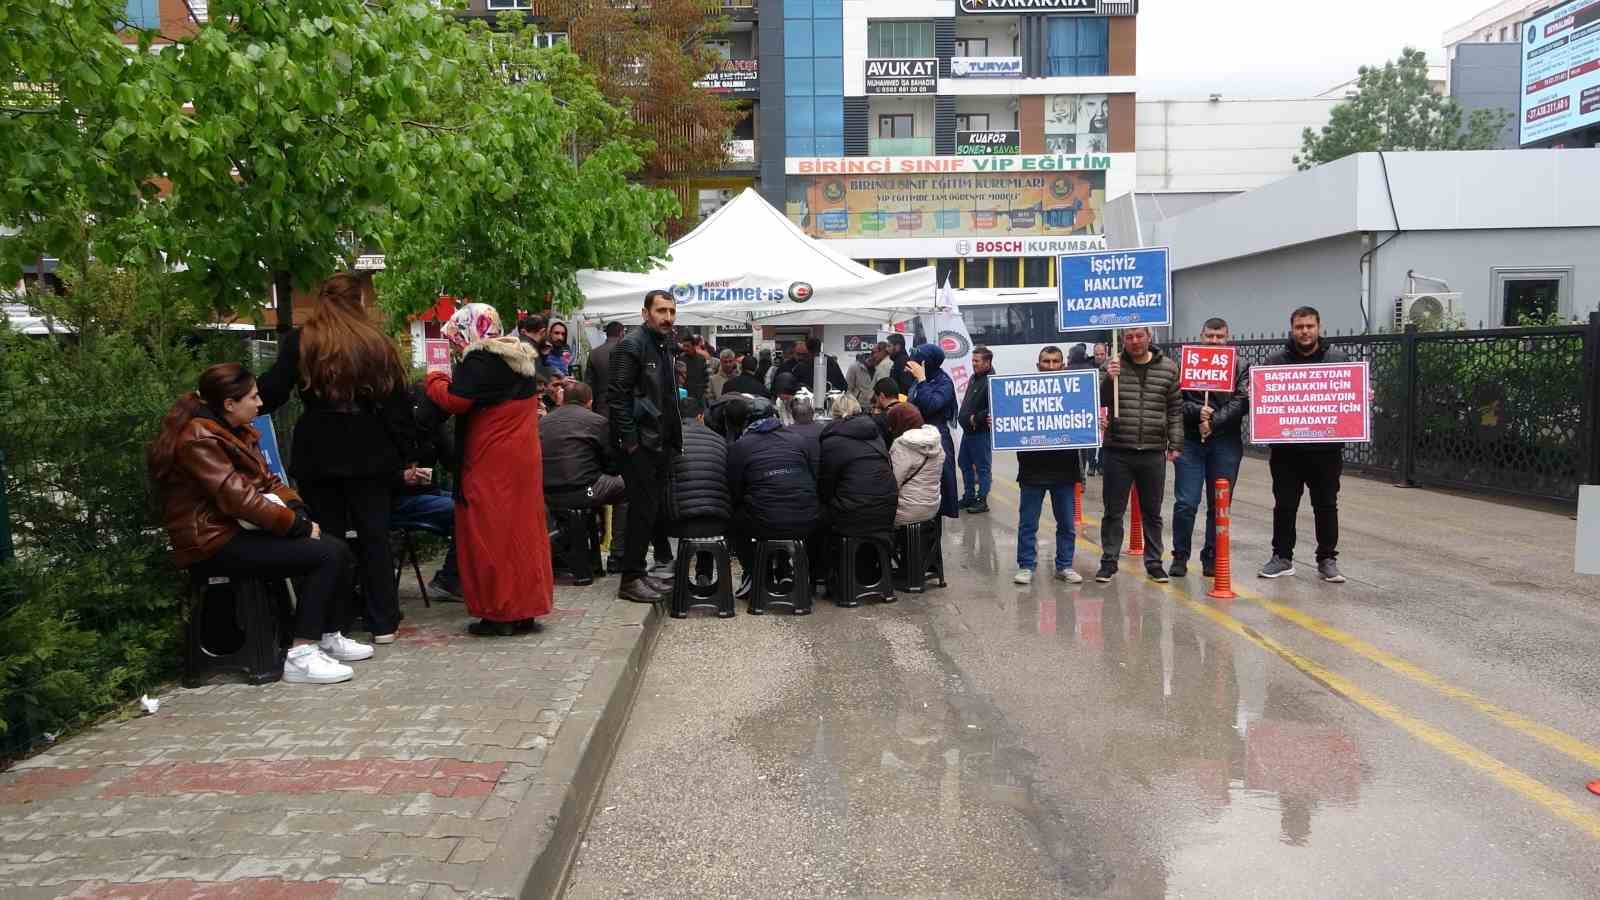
[425,339,452,375]
[1250,362,1370,444]
[988,370,1101,453]
[1178,345,1238,393]
[251,415,288,482]
[1057,247,1171,331]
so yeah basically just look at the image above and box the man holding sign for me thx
[1170,318,1248,578]
[1097,327,1183,584]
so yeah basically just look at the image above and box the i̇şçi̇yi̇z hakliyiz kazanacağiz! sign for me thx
[1056,248,1172,331]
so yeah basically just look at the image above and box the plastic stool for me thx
[550,507,599,586]
[184,573,290,687]
[831,533,896,607]
[894,518,947,593]
[750,539,811,616]
[672,536,735,619]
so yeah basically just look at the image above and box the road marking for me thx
[987,479,1600,774]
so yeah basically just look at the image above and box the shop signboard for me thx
[956,130,1022,155]
[795,171,1105,239]
[788,153,1114,174]
[960,0,1096,12]
[1057,248,1171,331]
[695,58,759,97]
[1249,362,1371,444]
[1518,0,1600,144]
[725,139,756,164]
[989,371,1102,453]
[951,56,1023,78]
[843,334,879,353]
[865,58,937,94]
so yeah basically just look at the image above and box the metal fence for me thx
[1172,314,1599,504]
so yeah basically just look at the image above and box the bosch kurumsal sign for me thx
[960,0,1098,13]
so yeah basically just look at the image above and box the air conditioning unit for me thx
[1393,292,1460,330]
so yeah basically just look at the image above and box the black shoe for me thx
[1201,560,1216,578]
[1094,561,1117,583]
[428,576,465,601]
[1168,559,1188,578]
[605,557,624,576]
[467,619,515,637]
[513,618,544,633]
[1145,564,1170,584]
[967,500,989,514]
[644,574,674,595]
[617,578,663,603]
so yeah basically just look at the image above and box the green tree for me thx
[1295,48,1509,170]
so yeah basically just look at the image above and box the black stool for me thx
[671,536,735,619]
[184,573,290,687]
[894,518,947,593]
[831,533,896,608]
[391,526,444,607]
[550,507,600,586]
[750,539,811,616]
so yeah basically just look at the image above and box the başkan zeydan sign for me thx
[866,59,937,94]
[1250,362,1371,444]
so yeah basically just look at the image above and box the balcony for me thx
[869,137,934,156]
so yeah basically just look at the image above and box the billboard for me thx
[790,171,1104,239]
[1519,0,1600,145]
[1045,94,1110,155]
[865,59,937,94]
[694,58,759,97]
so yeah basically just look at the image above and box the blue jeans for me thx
[390,491,458,581]
[958,430,992,504]
[1016,483,1076,571]
[1170,434,1244,563]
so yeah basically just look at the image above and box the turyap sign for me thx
[669,280,814,305]
[960,0,1098,12]
[865,58,937,94]
[788,153,1114,174]
[951,56,1023,78]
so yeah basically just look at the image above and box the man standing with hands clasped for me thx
[1096,326,1182,584]
[1170,317,1248,578]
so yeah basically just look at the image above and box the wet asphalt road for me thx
[564,454,1600,899]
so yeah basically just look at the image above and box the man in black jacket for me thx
[783,338,847,393]
[668,398,732,539]
[887,333,913,395]
[585,321,625,399]
[1013,347,1083,586]
[726,402,820,595]
[722,355,770,398]
[607,290,684,603]
[540,383,624,510]
[1259,306,1348,584]
[957,345,994,514]
[1170,318,1249,579]
[1097,327,1183,584]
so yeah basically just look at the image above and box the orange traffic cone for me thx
[1074,480,1084,532]
[1125,486,1144,557]
[1208,478,1238,600]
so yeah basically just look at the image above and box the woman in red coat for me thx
[426,304,554,635]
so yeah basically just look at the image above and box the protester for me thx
[1096,327,1183,583]
[425,303,554,635]
[1070,343,1103,477]
[710,349,739,399]
[872,341,894,383]
[726,397,820,596]
[667,397,732,539]
[957,345,994,514]
[542,321,575,376]
[771,371,801,425]
[723,355,769,398]
[765,345,795,391]
[846,351,877,410]
[680,333,712,412]
[786,393,825,451]
[389,379,461,601]
[1013,347,1082,586]
[818,395,898,578]
[585,321,625,399]
[886,333,913,394]
[907,343,960,520]
[1260,306,1348,583]
[258,272,413,645]
[517,315,548,352]
[540,382,625,511]
[888,403,943,526]
[150,364,366,684]
[1171,317,1249,578]
[607,289,684,603]
[872,378,902,413]
[785,338,847,393]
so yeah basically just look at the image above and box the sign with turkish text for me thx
[695,58,759,96]
[988,370,1102,453]
[961,0,1096,12]
[951,56,1023,77]
[865,58,937,94]
[1178,345,1238,393]
[425,339,452,375]
[956,130,1021,156]
[1249,362,1370,444]
[796,171,1104,239]
[1057,248,1171,331]
[788,153,1115,175]
[1518,0,1600,144]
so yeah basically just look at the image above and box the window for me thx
[955,113,990,131]
[1023,256,1053,288]
[487,0,531,9]
[1494,267,1572,325]
[993,258,1022,288]
[872,260,902,275]
[1499,26,1508,41]
[954,37,988,57]
[124,0,159,28]
[878,114,914,138]
[869,21,935,58]
[535,32,568,49]
[936,258,960,288]
[1046,17,1108,76]
[704,39,733,61]
[964,301,1079,346]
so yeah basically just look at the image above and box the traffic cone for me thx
[1208,478,1238,600]
[1125,486,1144,557]
[1074,480,1084,532]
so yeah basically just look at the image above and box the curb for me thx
[475,596,662,899]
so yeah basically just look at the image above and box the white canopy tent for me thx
[575,188,937,328]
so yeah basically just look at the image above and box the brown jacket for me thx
[158,413,308,568]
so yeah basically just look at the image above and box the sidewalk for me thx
[0,570,658,899]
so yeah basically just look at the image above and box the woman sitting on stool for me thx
[148,363,367,685]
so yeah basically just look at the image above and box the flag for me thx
[920,275,976,397]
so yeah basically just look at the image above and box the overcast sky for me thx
[1137,0,1499,99]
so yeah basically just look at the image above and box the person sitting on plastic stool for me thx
[391,378,462,600]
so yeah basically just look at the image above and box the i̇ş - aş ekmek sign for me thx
[865,58,937,94]
[1057,248,1172,331]
[988,370,1102,453]
[1249,362,1371,444]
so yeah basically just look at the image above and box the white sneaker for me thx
[320,632,374,662]
[371,633,397,645]
[1013,569,1033,585]
[283,645,353,685]
[1055,568,1084,584]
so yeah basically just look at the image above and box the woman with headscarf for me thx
[885,402,943,526]
[906,343,960,519]
[425,304,554,636]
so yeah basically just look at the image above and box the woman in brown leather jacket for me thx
[149,364,369,685]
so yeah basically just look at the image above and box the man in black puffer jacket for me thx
[1097,326,1182,584]
[668,398,732,539]
[726,401,819,587]
[818,405,898,538]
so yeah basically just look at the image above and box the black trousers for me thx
[1269,448,1342,562]
[191,532,354,642]
[620,449,670,578]
[298,477,399,635]
[1100,448,1167,566]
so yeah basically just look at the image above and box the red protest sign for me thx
[425,339,452,374]
[1178,345,1238,393]
[1250,362,1370,444]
